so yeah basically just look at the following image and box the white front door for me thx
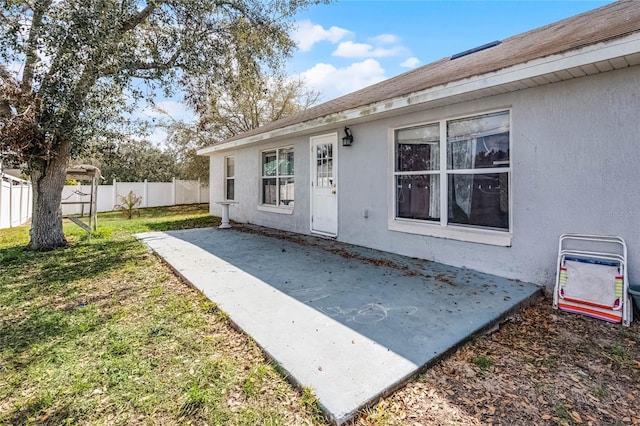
[311,133,338,236]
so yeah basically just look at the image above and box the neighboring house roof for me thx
[199,0,640,155]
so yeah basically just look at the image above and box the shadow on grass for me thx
[99,203,211,223]
[0,204,219,369]
[0,238,142,295]
[2,397,74,426]
[0,238,145,358]
[145,215,221,232]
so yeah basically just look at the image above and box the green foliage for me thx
[163,121,211,181]
[186,70,320,143]
[603,343,629,366]
[82,139,179,184]
[471,354,494,372]
[1,1,313,164]
[554,402,569,420]
[113,191,142,219]
[593,384,609,400]
[244,364,269,397]
[0,0,324,250]
[301,387,324,422]
[162,68,319,182]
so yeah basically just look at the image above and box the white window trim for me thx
[387,108,513,247]
[258,145,295,213]
[224,156,234,201]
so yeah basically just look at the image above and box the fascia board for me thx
[198,32,640,156]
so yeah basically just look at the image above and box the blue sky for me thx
[146,0,613,141]
[288,0,613,102]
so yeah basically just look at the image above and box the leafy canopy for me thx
[0,0,318,166]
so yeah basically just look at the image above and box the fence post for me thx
[77,180,83,216]
[19,181,24,225]
[9,178,13,227]
[112,178,117,209]
[197,178,201,204]
[0,176,4,228]
[27,181,32,219]
[143,179,148,208]
[172,177,176,206]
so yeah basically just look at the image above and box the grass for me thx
[604,343,629,366]
[554,402,570,421]
[471,354,494,373]
[0,204,323,425]
[593,384,609,401]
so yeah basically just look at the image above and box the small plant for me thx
[180,381,208,416]
[593,384,609,400]
[243,365,268,397]
[114,191,142,219]
[554,402,569,420]
[301,387,323,421]
[471,354,494,372]
[362,399,401,426]
[604,343,628,365]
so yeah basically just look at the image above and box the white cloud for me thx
[400,57,421,68]
[138,127,168,146]
[332,41,406,58]
[299,59,387,100]
[370,34,400,45]
[292,20,352,52]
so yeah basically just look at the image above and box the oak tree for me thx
[0,0,318,249]
[164,62,319,181]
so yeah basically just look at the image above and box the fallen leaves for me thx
[349,298,640,426]
[570,410,583,423]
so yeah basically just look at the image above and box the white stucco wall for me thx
[209,138,311,234]
[208,66,640,287]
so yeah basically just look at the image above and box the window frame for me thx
[388,109,513,246]
[258,145,295,215]
[224,156,235,201]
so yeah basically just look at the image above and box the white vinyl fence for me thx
[0,177,207,228]
[0,173,33,229]
[61,178,209,216]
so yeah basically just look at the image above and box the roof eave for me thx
[197,31,640,156]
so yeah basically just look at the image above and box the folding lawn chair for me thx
[553,234,632,327]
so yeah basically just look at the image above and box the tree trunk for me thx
[28,141,70,250]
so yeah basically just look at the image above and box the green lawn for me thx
[0,205,322,425]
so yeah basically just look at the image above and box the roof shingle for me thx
[223,0,640,144]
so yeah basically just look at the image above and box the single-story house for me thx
[198,0,640,288]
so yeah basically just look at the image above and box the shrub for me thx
[114,191,142,219]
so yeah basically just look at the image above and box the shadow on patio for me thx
[137,226,540,424]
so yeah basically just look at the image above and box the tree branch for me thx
[21,0,53,94]
[0,64,18,120]
[101,49,182,78]
[120,2,158,33]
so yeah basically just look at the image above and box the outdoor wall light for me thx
[342,127,354,146]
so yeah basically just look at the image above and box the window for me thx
[261,147,294,207]
[447,112,510,229]
[225,156,234,201]
[395,123,441,222]
[393,110,510,240]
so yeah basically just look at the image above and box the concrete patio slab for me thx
[137,227,541,424]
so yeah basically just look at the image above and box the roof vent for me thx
[451,40,501,60]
